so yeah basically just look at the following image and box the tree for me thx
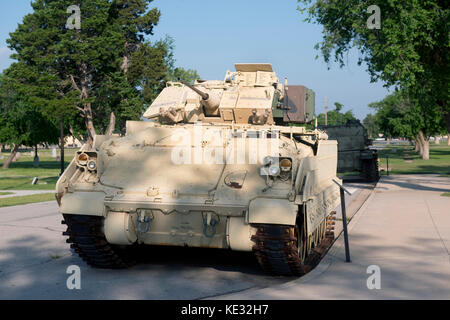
[0,73,59,169]
[168,67,201,84]
[6,0,163,142]
[369,91,446,160]
[298,0,450,132]
[5,0,200,145]
[362,113,379,139]
[316,102,356,126]
[128,37,174,106]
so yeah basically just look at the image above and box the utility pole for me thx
[324,96,328,126]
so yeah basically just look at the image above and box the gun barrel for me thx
[179,79,209,100]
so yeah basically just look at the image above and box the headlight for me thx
[87,160,97,171]
[77,153,88,166]
[269,165,280,176]
[280,158,292,172]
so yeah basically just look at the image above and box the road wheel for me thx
[295,219,308,264]
[251,223,307,276]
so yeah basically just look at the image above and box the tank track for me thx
[62,214,135,269]
[251,213,336,276]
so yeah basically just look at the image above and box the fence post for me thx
[333,179,352,263]
[386,155,389,176]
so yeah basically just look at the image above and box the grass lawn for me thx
[0,192,13,196]
[0,148,77,190]
[377,144,450,175]
[0,193,56,208]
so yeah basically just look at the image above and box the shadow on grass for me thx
[1,160,71,170]
[429,149,450,156]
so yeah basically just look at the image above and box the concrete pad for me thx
[217,175,450,300]
[0,182,372,299]
[0,202,288,299]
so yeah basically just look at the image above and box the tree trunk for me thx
[60,116,65,176]
[443,109,450,136]
[80,63,96,143]
[435,136,440,145]
[447,134,450,146]
[84,102,96,144]
[106,112,116,136]
[33,144,40,168]
[387,136,391,145]
[417,130,430,160]
[2,144,19,169]
[413,138,420,152]
[121,54,129,74]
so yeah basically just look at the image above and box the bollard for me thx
[333,179,352,263]
[386,155,389,176]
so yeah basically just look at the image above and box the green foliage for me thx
[3,0,200,139]
[298,0,450,131]
[362,113,379,139]
[168,67,201,84]
[316,102,356,125]
[369,91,446,140]
[377,144,450,175]
[128,37,173,105]
[4,0,171,138]
[0,73,59,148]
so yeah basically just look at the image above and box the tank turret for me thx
[179,79,221,116]
[142,63,315,126]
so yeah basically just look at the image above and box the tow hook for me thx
[203,212,218,238]
[137,214,151,233]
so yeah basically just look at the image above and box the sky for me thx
[0,0,392,120]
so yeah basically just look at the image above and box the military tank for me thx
[56,63,341,276]
[319,120,379,182]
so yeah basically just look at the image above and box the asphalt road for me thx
[0,182,370,300]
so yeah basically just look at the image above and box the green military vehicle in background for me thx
[319,119,379,182]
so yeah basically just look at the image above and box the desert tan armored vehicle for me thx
[56,63,341,276]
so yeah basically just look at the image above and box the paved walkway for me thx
[217,175,450,300]
[0,182,372,299]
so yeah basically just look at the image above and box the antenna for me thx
[284,78,288,109]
